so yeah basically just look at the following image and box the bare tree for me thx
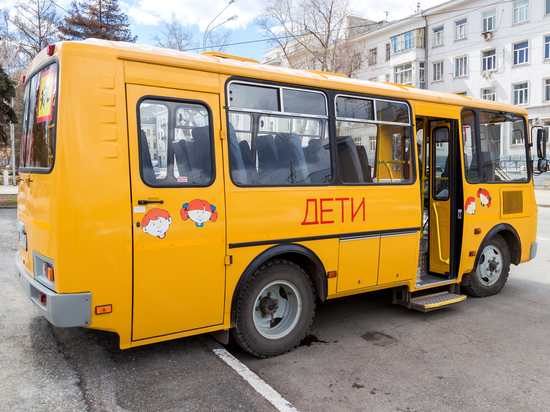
[256,0,365,76]
[151,21,196,51]
[204,29,231,53]
[9,0,61,61]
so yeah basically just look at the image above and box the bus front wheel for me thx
[231,259,316,358]
[465,234,511,297]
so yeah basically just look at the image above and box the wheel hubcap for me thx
[253,280,302,339]
[476,245,502,287]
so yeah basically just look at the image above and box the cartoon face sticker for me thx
[141,208,172,239]
[465,197,476,215]
[477,188,492,207]
[181,199,218,227]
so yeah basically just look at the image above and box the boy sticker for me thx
[181,199,218,227]
[465,197,477,215]
[141,208,172,239]
[477,188,492,207]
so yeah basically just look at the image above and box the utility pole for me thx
[10,98,15,185]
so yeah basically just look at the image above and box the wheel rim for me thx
[476,244,503,287]
[252,280,302,340]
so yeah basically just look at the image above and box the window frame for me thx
[545,35,550,60]
[513,40,529,66]
[454,55,468,78]
[543,78,550,102]
[433,26,444,47]
[394,63,413,85]
[482,10,496,32]
[461,107,531,184]
[335,93,415,186]
[482,49,496,72]
[455,18,468,40]
[514,0,530,24]
[433,61,444,82]
[137,96,216,188]
[481,87,496,101]
[19,59,59,174]
[513,82,529,105]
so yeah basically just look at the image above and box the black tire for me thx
[464,234,510,297]
[231,259,316,358]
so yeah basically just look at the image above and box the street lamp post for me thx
[202,0,238,52]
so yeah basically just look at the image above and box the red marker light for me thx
[39,292,47,304]
[47,44,55,56]
[21,75,26,83]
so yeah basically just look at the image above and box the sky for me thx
[2,0,448,61]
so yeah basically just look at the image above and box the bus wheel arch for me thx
[463,226,518,297]
[231,244,327,325]
[230,258,316,357]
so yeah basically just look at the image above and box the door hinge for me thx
[224,255,233,265]
[220,130,226,140]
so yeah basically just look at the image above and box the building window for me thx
[433,61,443,81]
[513,82,528,105]
[385,73,390,82]
[455,19,467,40]
[369,48,377,65]
[482,88,496,101]
[546,0,550,14]
[455,56,468,77]
[419,62,425,83]
[433,26,444,46]
[385,43,390,60]
[370,77,378,82]
[456,92,467,96]
[514,0,529,23]
[390,29,425,54]
[483,49,496,71]
[544,78,550,102]
[395,63,413,85]
[483,10,496,32]
[513,41,529,65]
[369,136,376,153]
[545,35,550,60]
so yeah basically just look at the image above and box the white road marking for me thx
[537,237,549,241]
[200,336,299,412]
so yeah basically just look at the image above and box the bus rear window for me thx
[20,63,58,170]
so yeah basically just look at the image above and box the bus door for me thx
[126,85,226,341]
[428,118,462,278]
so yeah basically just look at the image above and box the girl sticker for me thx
[141,208,172,239]
[477,188,492,207]
[465,197,477,215]
[181,199,218,227]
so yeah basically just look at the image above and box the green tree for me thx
[0,65,18,146]
[59,0,137,42]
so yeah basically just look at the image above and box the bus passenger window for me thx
[227,82,330,186]
[335,96,412,184]
[138,100,214,186]
[433,127,449,200]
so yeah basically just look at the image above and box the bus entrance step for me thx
[409,292,466,312]
[393,286,466,313]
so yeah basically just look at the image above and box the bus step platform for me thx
[392,286,466,313]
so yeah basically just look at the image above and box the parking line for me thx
[200,336,299,412]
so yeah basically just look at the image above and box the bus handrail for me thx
[432,202,450,265]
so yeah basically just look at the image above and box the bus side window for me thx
[139,99,214,186]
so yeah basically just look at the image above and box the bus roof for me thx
[31,38,527,116]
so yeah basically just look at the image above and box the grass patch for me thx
[0,195,17,207]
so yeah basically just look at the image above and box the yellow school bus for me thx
[15,39,547,357]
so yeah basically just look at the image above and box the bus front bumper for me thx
[15,252,92,327]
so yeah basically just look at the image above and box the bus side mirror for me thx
[537,128,547,159]
[538,159,548,173]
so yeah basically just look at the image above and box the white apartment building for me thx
[261,0,550,164]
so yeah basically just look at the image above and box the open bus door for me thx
[416,115,463,282]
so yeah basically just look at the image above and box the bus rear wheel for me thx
[465,234,510,297]
[231,259,316,358]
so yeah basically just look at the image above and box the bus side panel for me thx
[55,51,133,341]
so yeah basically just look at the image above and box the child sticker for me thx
[465,197,477,215]
[181,199,218,227]
[37,67,56,123]
[141,208,172,239]
[477,188,492,207]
